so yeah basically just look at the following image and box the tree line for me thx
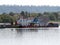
[0,11,60,23]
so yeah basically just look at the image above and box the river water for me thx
[0,27,60,45]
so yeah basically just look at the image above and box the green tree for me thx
[20,11,25,16]
[53,12,58,21]
[37,13,42,17]
[2,12,7,15]
[9,12,15,16]
[25,11,28,18]
[49,15,55,21]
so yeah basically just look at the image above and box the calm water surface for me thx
[0,27,60,45]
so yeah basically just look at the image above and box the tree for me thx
[25,11,28,18]
[37,13,42,17]
[2,12,7,15]
[43,12,49,15]
[53,12,58,21]
[20,11,25,16]
[49,15,55,21]
[9,12,15,16]
[0,15,13,22]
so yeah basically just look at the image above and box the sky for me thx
[0,0,60,6]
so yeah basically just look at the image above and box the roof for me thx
[32,15,49,24]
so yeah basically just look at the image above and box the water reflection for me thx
[15,28,38,33]
[0,27,60,45]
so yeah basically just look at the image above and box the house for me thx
[38,15,49,26]
[0,23,11,28]
[17,15,49,26]
[17,16,34,26]
[32,15,49,26]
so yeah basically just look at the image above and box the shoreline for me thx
[49,21,60,24]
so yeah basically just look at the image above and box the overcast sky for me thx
[0,0,60,6]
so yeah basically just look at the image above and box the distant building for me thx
[17,16,34,26]
[33,15,49,26]
[17,15,49,26]
[0,23,11,25]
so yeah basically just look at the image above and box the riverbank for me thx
[0,21,59,28]
[49,21,60,24]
